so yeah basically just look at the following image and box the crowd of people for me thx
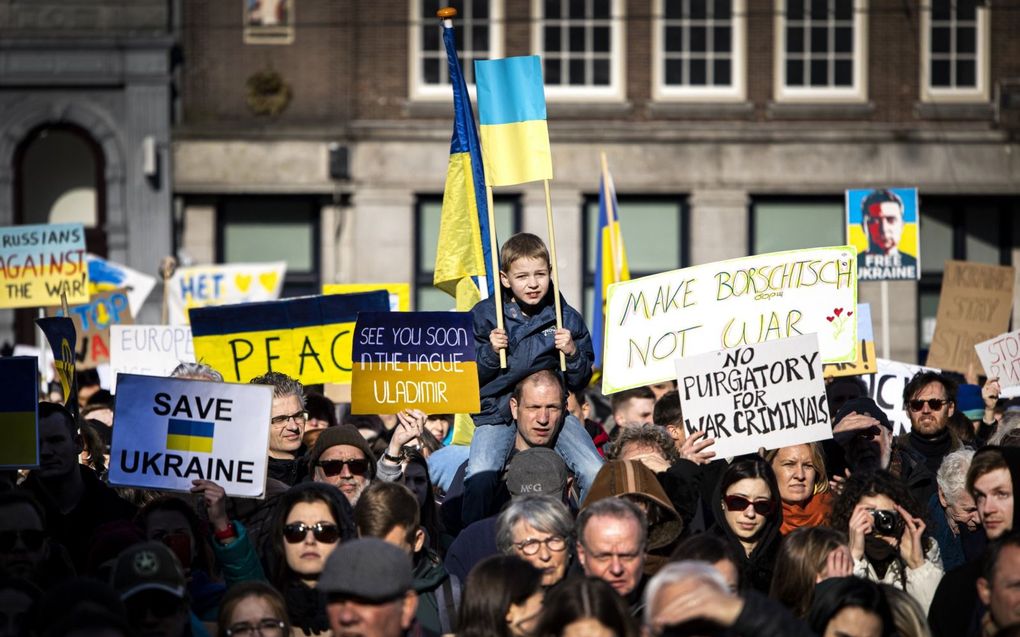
[3,232,1020,637]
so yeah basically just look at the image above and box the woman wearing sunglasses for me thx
[262,482,356,635]
[709,456,783,594]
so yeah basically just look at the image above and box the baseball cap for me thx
[318,537,412,602]
[505,447,568,497]
[110,541,186,600]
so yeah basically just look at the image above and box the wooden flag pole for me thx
[543,180,567,372]
[486,185,507,369]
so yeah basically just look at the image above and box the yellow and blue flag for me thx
[592,165,629,369]
[0,357,40,468]
[433,21,496,312]
[166,419,215,453]
[475,56,553,187]
[35,316,80,422]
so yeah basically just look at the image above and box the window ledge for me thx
[914,101,994,121]
[647,101,755,120]
[404,101,454,119]
[546,102,635,118]
[766,101,875,120]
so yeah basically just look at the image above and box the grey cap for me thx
[505,447,568,497]
[110,541,186,600]
[318,537,412,602]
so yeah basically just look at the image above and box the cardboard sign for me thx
[976,330,1020,399]
[324,283,411,312]
[190,292,390,384]
[674,333,831,459]
[167,262,287,325]
[824,303,877,378]
[0,223,88,308]
[109,374,273,497]
[846,188,920,281]
[927,261,1015,373]
[351,312,480,414]
[0,357,39,468]
[862,359,940,435]
[110,325,195,392]
[602,246,858,394]
[49,288,134,369]
[87,254,157,317]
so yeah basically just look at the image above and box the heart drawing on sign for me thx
[834,308,843,316]
[259,272,279,292]
[235,274,252,292]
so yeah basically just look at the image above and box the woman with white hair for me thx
[928,448,983,571]
[496,495,575,591]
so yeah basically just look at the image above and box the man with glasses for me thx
[307,425,377,505]
[896,371,964,507]
[575,497,648,613]
[250,371,309,487]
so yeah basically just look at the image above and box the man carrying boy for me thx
[464,232,603,524]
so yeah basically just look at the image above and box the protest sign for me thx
[0,223,88,308]
[0,357,39,468]
[110,325,195,392]
[109,374,273,497]
[927,261,1015,373]
[674,333,831,459]
[324,283,411,312]
[35,316,79,420]
[88,254,157,316]
[191,291,390,384]
[846,188,920,281]
[167,262,287,324]
[49,288,134,368]
[976,330,1020,398]
[861,359,940,435]
[602,246,857,394]
[824,303,877,378]
[351,312,479,414]
[13,345,54,385]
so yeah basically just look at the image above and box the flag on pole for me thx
[474,56,553,186]
[35,316,80,423]
[591,166,630,369]
[433,20,496,312]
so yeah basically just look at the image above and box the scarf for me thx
[780,490,833,535]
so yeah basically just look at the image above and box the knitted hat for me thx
[307,425,377,479]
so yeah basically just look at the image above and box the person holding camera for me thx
[830,470,944,612]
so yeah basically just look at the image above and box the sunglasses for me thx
[283,522,340,544]
[316,459,370,477]
[0,529,45,552]
[907,398,951,412]
[723,495,775,516]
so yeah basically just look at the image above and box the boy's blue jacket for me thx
[471,291,594,427]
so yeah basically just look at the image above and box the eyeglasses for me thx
[271,410,308,426]
[0,529,45,552]
[907,399,951,413]
[514,535,567,556]
[283,522,340,544]
[723,495,775,516]
[316,458,370,477]
[225,619,287,637]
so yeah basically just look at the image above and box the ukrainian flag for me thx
[166,419,214,454]
[0,357,39,467]
[475,56,553,187]
[591,164,629,369]
[433,21,495,312]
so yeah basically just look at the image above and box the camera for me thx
[871,509,904,537]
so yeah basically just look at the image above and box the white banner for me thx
[87,254,157,317]
[167,262,286,324]
[862,359,940,435]
[109,375,272,497]
[603,246,858,394]
[674,333,832,459]
[976,330,1020,399]
[110,325,195,392]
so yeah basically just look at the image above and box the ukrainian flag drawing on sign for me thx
[166,419,215,453]
[475,56,553,187]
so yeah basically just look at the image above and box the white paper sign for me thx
[674,333,832,459]
[603,246,858,394]
[109,375,273,497]
[109,325,196,392]
[976,330,1020,399]
[167,262,287,324]
[862,359,941,435]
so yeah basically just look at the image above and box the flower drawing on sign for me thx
[826,307,854,339]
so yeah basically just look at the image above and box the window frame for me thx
[748,194,845,255]
[772,0,869,103]
[408,0,506,101]
[413,193,522,310]
[919,0,990,103]
[531,0,627,102]
[652,0,748,102]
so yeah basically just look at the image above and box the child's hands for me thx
[489,328,508,354]
[554,328,577,357]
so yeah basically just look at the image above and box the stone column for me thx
[687,189,750,265]
[347,187,415,287]
[521,186,584,306]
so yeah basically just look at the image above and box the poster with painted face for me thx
[846,188,921,282]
